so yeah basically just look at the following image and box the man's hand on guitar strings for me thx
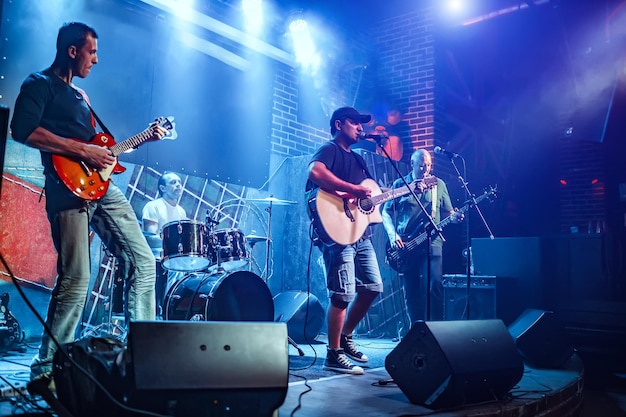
[84,143,116,170]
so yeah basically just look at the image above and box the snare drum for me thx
[161,220,209,271]
[207,228,249,271]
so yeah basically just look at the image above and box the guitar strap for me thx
[72,86,113,136]
[431,182,437,219]
[84,100,113,137]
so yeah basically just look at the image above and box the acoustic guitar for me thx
[308,176,437,246]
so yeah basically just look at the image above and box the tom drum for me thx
[161,220,210,272]
[207,228,249,272]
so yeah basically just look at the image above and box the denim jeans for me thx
[32,183,155,378]
[322,237,384,303]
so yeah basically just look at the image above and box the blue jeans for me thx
[322,238,383,303]
[32,183,155,378]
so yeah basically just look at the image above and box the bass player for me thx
[381,149,463,326]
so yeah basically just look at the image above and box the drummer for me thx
[142,172,187,318]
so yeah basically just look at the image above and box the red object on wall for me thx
[0,173,56,289]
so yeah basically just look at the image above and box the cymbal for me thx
[246,235,269,244]
[246,196,297,205]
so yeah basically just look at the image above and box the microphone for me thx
[359,132,388,141]
[433,146,459,158]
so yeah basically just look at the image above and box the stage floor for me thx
[1,335,625,416]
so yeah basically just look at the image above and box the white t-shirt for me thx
[142,198,187,233]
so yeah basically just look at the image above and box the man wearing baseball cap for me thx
[305,107,384,374]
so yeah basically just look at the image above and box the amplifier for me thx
[443,274,496,320]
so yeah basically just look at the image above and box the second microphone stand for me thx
[444,154,494,319]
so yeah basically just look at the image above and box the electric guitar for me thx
[386,186,497,272]
[308,176,438,246]
[0,292,22,353]
[52,116,175,201]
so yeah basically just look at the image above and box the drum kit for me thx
[147,195,297,323]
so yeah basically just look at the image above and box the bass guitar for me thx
[52,116,175,201]
[386,186,497,272]
[308,176,437,246]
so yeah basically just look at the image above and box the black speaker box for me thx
[385,319,524,409]
[126,321,289,417]
[443,275,496,320]
[273,291,324,343]
[508,309,574,369]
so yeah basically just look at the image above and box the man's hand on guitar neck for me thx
[147,119,169,143]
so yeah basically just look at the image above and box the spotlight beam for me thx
[139,0,296,67]
[180,32,250,71]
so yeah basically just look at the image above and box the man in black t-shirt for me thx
[306,107,384,375]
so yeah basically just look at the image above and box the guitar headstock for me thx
[153,116,178,141]
[410,176,438,193]
[475,185,497,203]
[423,176,438,188]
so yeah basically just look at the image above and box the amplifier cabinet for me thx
[443,274,496,320]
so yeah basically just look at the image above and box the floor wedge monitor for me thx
[385,319,524,409]
[273,291,324,343]
[127,320,289,417]
[508,309,575,368]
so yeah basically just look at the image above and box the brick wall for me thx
[270,69,329,157]
[372,7,437,158]
[268,6,437,161]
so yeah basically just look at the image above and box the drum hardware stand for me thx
[288,336,305,356]
[263,198,274,283]
[260,199,304,355]
[205,212,227,274]
[81,253,127,342]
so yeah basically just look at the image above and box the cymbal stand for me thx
[261,198,303,355]
[263,198,274,283]
[206,211,226,274]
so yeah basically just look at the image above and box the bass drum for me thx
[163,270,274,322]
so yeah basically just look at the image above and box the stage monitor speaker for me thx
[385,319,524,409]
[127,320,289,417]
[508,309,574,369]
[273,291,324,343]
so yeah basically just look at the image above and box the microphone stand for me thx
[372,138,443,322]
[444,155,494,319]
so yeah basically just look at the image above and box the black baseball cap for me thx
[329,107,372,127]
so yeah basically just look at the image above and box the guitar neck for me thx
[370,184,413,206]
[409,192,491,245]
[110,129,153,157]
